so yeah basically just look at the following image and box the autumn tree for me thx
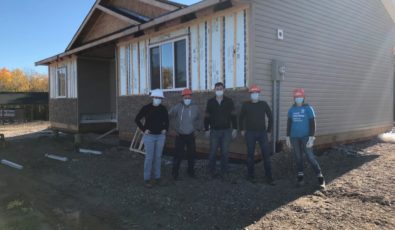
[0,67,48,92]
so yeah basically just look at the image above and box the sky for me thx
[0,0,200,74]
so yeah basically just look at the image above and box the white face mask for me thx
[215,90,224,97]
[183,99,192,106]
[250,93,259,102]
[153,98,162,106]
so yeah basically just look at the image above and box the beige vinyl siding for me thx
[251,0,395,137]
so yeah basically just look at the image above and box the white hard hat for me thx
[150,89,165,98]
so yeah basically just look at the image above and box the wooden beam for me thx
[139,0,179,11]
[96,4,140,25]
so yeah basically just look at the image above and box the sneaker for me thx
[144,180,153,188]
[266,177,276,186]
[318,176,326,189]
[154,178,162,186]
[297,175,304,186]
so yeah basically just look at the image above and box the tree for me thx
[0,67,13,91]
[0,67,48,92]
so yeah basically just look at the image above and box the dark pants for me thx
[172,133,196,177]
[245,130,272,179]
[208,129,232,175]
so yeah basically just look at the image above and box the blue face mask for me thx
[183,99,192,106]
[295,97,304,104]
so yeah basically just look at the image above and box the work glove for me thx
[241,130,245,137]
[144,129,151,135]
[205,130,210,139]
[232,129,238,139]
[306,136,316,148]
[161,130,167,135]
[286,136,291,149]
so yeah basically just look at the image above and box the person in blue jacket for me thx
[286,88,325,189]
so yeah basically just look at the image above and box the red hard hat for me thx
[248,85,261,93]
[182,88,192,96]
[293,88,305,98]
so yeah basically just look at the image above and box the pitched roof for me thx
[36,0,224,66]
[66,0,185,51]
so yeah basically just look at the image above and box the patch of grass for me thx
[6,200,24,210]
[1,199,42,230]
[1,214,41,230]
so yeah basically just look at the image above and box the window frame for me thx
[148,36,189,92]
[56,66,67,98]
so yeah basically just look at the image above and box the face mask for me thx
[250,93,259,102]
[295,97,304,104]
[215,90,224,97]
[183,99,192,106]
[153,98,162,106]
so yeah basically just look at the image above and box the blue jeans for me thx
[291,137,322,176]
[245,130,272,178]
[208,129,232,175]
[143,134,166,181]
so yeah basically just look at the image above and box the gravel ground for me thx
[0,123,393,229]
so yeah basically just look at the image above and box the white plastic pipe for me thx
[45,154,68,162]
[79,148,102,155]
[1,159,23,170]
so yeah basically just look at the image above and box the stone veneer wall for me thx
[49,99,79,132]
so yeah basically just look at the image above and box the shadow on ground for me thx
[0,131,382,229]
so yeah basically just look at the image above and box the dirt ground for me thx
[0,122,394,230]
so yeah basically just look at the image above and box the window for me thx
[149,38,187,90]
[57,67,67,97]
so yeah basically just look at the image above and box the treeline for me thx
[0,67,48,92]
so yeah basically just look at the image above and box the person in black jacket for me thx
[135,89,169,188]
[204,82,237,178]
[239,85,274,185]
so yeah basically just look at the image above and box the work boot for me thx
[153,178,162,186]
[297,175,304,186]
[318,176,326,189]
[172,169,179,180]
[246,175,256,184]
[266,177,275,186]
[144,180,153,189]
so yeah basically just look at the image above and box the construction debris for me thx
[79,148,102,155]
[129,128,145,155]
[378,131,395,143]
[1,159,23,170]
[45,154,68,162]
[332,145,369,157]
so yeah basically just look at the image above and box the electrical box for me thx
[271,60,286,81]
[277,29,284,40]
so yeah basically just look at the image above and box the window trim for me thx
[148,36,189,92]
[56,66,67,98]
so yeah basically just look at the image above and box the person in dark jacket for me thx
[204,82,237,178]
[135,89,169,188]
[169,88,201,180]
[286,88,325,189]
[239,85,274,185]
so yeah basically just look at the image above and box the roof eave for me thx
[36,0,224,66]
